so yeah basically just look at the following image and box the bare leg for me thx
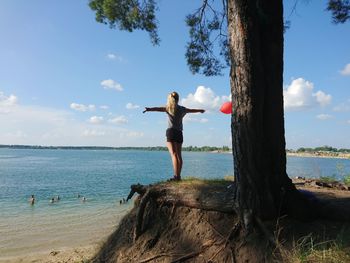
[174,142,183,177]
[166,142,181,178]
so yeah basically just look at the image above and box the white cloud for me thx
[125,131,144,138]
[283,78,332,111]
[100,105,109,110]
[0,99,152,146]
[89,116,104,124]
[101,79,123,91]
[313,91,332,107]
[106,53,116,60]
[0,92,18,107]
[0,92,18,114]
[333,100,350,112]
[316,114,332,120]
[0,103,74,144]
[340,63,350,76]
[83,129,106,137]
[108,115,128,125]
[5,130,28,138]
[126,103,140,110]
[181,86,230,112]
[184,116,209,123]
[106,53,123,62]
[70,103,96,112]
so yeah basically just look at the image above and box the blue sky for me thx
[0,0,349,148]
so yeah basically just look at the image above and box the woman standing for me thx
[143,91,205,181]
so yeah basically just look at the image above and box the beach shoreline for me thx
[0,244,97,263]
[287,152,350,159]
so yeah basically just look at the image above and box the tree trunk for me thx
[227,0,307,225]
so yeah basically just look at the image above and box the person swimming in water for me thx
[143,91,205,181]
[29,195,35,205]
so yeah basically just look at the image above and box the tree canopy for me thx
[89,0,349,77]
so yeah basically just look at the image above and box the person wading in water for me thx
[143,91,205,181]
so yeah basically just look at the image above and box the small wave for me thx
[0,155,18,159]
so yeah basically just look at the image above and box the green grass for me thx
[319,175,337,183]
[156,176,233,185]
[318,174,350,186]
[277,227,350,263]
[179,176,233,185]
[343,175,350,186]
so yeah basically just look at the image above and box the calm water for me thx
[0,148,349,259]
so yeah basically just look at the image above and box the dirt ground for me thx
[0,246,96,263]
[91,180,350,263]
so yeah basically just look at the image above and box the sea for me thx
[0,148,350,259]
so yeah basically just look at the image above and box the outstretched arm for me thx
[186,108,205,113]
[143,107,166,113]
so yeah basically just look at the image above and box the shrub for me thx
[343,175,350,186]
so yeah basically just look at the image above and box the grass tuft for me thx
[319,175,337,184]
[343,175,350,186]
[275,227,350,263]
[179,177,232,185]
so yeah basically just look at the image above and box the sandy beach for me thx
[0,245,97,263]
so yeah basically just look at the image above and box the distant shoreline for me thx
[0,144,231,153]
[1,145,350,159]
[287,152,350,160]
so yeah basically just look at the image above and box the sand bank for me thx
[0,245,96,263]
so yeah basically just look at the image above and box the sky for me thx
[0,0,349,149]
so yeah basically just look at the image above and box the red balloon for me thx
[220,101,232,114]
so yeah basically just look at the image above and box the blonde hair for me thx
[166,91,179,116]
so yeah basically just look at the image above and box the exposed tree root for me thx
[140,240,216,263]
[208,221,241,262]
[127,182,236,213]
[126,181,350,263]
[226,222,241,244]
[134,189,151,241]
[170,251,203,263]
[255,217,277,247]
[171,240,215,263]
[139,253,180,263]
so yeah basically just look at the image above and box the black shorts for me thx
[166,128,183,143]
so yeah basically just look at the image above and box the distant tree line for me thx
[3,144,349,153]
[0,145,231,152]
[295,146,350,153]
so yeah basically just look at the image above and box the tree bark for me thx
[128,182,236,213]
[227,0,304,224]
